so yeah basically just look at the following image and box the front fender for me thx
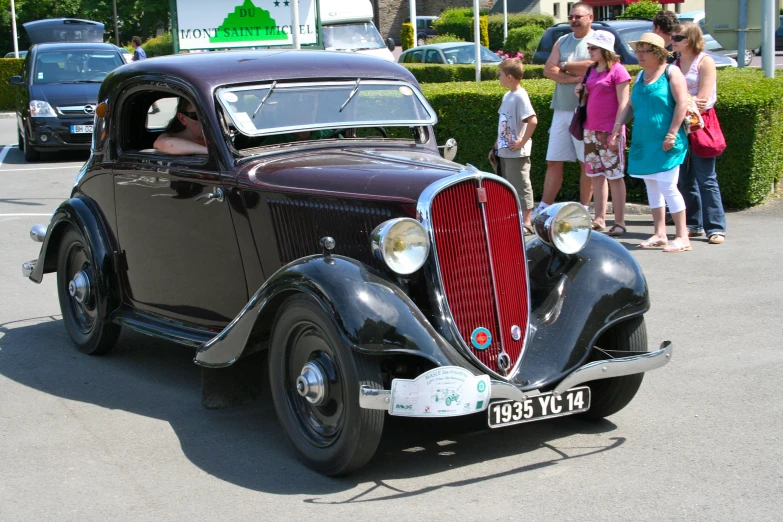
[514,233,650,390]
[29,196,120,321]
[195,255,475,370]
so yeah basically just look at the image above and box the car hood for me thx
[707,51,737,68]
[242,146,465,203]
[30,82,101,107]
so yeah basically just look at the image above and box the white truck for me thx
[171,0,394,61]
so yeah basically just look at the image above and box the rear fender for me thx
[195,255,474,370]
[29,196,120,321]
[514,232,650,389]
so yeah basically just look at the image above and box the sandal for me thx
[523,223,535,235]
[591,221,605,232]
[708,234,725,244]
[662,240,692,253]
[607,223,626,236]
[639,238,668,248]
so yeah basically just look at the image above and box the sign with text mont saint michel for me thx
[175,0,317,50]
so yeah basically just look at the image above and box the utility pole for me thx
[410,0,417,48]
[474,0,481,82]
[113,0,120,46]
[291,0,300,49]
[10,0,19,58]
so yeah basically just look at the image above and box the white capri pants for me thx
[644,178,686,214]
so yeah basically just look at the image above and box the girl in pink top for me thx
[575,30,631,235]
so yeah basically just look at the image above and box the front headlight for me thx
[533,202,591,255]
[29,100,56,118]
[371,218,430,275]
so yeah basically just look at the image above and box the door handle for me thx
[195,187,224,204]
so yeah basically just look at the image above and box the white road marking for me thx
[0,145,11,166]
[0,166,82,172]
[0,213,54,217]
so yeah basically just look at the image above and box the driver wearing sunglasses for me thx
[153,97,209,155]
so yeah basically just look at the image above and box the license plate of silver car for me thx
[70,125,93,134]
[488,386,591,428]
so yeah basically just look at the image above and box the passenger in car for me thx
[153,98,208,154]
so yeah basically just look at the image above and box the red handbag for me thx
[689,107,726,158]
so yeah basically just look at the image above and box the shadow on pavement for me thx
[1,146,89,166]
[0,315,621,497]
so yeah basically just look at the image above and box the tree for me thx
[617,0,662,21]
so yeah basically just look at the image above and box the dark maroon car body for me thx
[23,50,671,475]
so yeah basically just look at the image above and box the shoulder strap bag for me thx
[568,65,592,141]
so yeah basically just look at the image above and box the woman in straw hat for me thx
[575,30,631,236]
[612,32,691,252]
[672,22,727,245]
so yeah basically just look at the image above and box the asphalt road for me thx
[1,118,781,521]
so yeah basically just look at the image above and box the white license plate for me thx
[488,386,591,428]
[70,125,93,134]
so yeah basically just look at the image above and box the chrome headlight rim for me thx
[371,217,430,275]
[532,202,592,255]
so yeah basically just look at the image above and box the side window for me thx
[425,50,443,64]
[410,50,424,63]
[146,97,176,131]
[402,52,410,63]
[417,19,425,31]
[553,3,560,19]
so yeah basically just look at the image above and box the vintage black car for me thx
[22,50,672,476]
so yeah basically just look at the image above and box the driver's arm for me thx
[153,134,208,155]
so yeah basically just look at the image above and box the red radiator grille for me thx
[430,178,529,374]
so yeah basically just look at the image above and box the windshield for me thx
[322,23,386,51]
[33,51,123,84]
[617,25,653,52]
[217,80,437,137]
[442,45,501,64]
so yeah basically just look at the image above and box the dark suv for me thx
[8,19,125,162]
[533,20,736,67]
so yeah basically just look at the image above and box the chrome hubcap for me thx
[296,362,327,406]
[68,270,91,304]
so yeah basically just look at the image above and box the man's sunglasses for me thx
[671,34,688,42]
[182,111,199,121]
[568,14,587,20]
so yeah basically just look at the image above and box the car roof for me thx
[417,16,438,20]
[106,50,419,92]
[403,42,480,52]
[32,42,121,52]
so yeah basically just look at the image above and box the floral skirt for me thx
[583,129,625,180]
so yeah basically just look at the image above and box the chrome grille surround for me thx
[417,165,532,381]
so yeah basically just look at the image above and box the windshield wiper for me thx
[252,81,277,119]
[339,78,361,113]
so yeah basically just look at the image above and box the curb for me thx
[0,112,15,119]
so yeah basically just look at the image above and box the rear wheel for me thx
[269,294,384,476]
[580,317,648,419]
[743,49,753,66]
[417,37,426,46]
[56,227,121,355]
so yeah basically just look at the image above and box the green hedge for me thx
[0,58,24,111]
[404,64,643,83]
[421,69,783,208]
[402,23,414,51]
[503,25,545,57]
[432,8,489,46]
[487,13,554,51]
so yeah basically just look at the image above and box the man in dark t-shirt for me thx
[131,36,147,61]
[653,10,680,64]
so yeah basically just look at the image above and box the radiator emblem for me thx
[510,325,521,340]
[471,327,492,350]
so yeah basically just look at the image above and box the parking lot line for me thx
[0,145,11,166]
[0,213,54,217]
[0,166,82,172]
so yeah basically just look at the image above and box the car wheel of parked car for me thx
[17,129,24,151]
[56,227,121,355]
[580,316,647,419]
[743,49,753,66]
[417,37,426,46]
[268,294,384,476]
[23,133,40,162]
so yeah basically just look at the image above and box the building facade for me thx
[375,0,494,42]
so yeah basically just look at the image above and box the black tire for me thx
[417,37,426,46]
[268,294,384,476]
[17,129,24,151]
[56,227,121,355]
[580,317,647,420]
[743,49,753,67]
[23,133,39,162]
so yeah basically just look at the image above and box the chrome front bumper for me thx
[22,259,37,278]
[22,224,46,278]
[359,341,673,410]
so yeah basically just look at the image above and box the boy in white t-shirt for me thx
[489,58,538,232]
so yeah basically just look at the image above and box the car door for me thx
[112,89,248,327]
[425,49,443,64]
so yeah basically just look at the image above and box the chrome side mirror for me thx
[439,138,457,161]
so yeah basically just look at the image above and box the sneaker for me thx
[688,228,704,238]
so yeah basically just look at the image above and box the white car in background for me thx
[679,10,753,66]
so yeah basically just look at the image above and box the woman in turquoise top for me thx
[611,33,691,253]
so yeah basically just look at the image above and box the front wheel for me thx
[580,317,648,419]
[23,132,40,162]
[268,294,384,475]
[743,49,753,66]
[56,227,121,355]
